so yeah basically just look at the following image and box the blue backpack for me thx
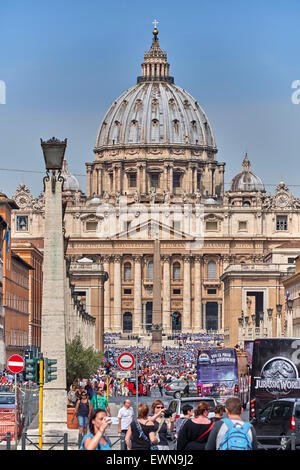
[218,418,252,451]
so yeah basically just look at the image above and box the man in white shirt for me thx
[118,399,134,450]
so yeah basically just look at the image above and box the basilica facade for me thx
[11,29,300,347]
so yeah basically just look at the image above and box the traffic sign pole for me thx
[39,359,44,450]
[14,373,17,448]
[135,353,138,413]
[7,355,24,449]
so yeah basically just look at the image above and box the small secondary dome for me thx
[230,154,264,192]
[61,159,81,192]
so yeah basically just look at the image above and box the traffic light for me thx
[44,358,57,383]
[25,357,39,383]
[104,361,112,375]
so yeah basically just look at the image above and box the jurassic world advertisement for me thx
[197,348,238,397]
[251,339,300,401]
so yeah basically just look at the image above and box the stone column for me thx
[276,313,282,337]
[97,164,103,196]
[41,177,67,432]
[194,255,202,331]
[86,165,92,197]
[164,163,169,191]
[103,256,111,331]
[133,255,142,333]
[162,255,171,333]
[113,255,122,332]
[183,255,192,331]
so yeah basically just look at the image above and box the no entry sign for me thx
[118,352,135,370]
[7,354,25,374]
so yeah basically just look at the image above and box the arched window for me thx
[124,262,132,281]
[173,262,181,280]
[123,312,132,332]
[147,261,154,280]
[207,261,217,279]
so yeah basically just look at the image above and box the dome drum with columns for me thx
[88,28,223,203]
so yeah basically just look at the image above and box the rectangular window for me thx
[173,289,181,295]
[129,173,137,188]
[197,173,201,191]
[276,215,288,231]
[124,288,132,295]
[173,172,181,188]
[16,215,28,231]
[207,289,217,295]
[86,221,98,231]
[150,173,159,188]
[238,221,247,231]
[206,221,218,231]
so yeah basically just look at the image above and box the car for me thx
[167,397,218,420]
[164,380,197,398]
[0,392,16,411]
[251,398,300,450]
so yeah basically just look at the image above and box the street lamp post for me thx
[40,137,68,433]
[267,308,273,337]
[286,299,294,337]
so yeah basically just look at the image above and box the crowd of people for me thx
[67,333,258,451]
[77,396,257,451]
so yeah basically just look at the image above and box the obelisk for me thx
[151,238,162,353]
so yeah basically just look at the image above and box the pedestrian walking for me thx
[174,404,193,438]
[177,401,214,450]
[211,405,225,422]
[67,384,77,408]
[125,403,160,450]
[118,399,134,450]
[73,391,92,436]
[90,388,111,417]
[80,409,112,450]
[149,400,175,450]
[205,397,258,450]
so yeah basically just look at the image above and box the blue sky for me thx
[1,0,300,197]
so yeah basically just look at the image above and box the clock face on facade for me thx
[276,194,289,207]
[16,194,28,208]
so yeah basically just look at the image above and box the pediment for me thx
[115,219,195,240]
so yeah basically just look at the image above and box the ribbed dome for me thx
[95,29,216,150]
[95,83,216,148]
[230,154,264,192]
[61,159,81,192]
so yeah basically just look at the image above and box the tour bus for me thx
[249,337,300,420]
[196,348,249,408]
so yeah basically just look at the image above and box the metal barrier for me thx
[78,433,125,450]
[0,432,11,450]
[256,433,297,450]
[21,432,68,450]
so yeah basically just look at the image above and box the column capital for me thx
[113,254,122,263]
[183,254,192,263]
[133,254,143,262]
[161,254,171,262]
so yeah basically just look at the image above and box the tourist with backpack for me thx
[205,397,258,450]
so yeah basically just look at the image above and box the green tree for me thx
[66,335,103,388]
